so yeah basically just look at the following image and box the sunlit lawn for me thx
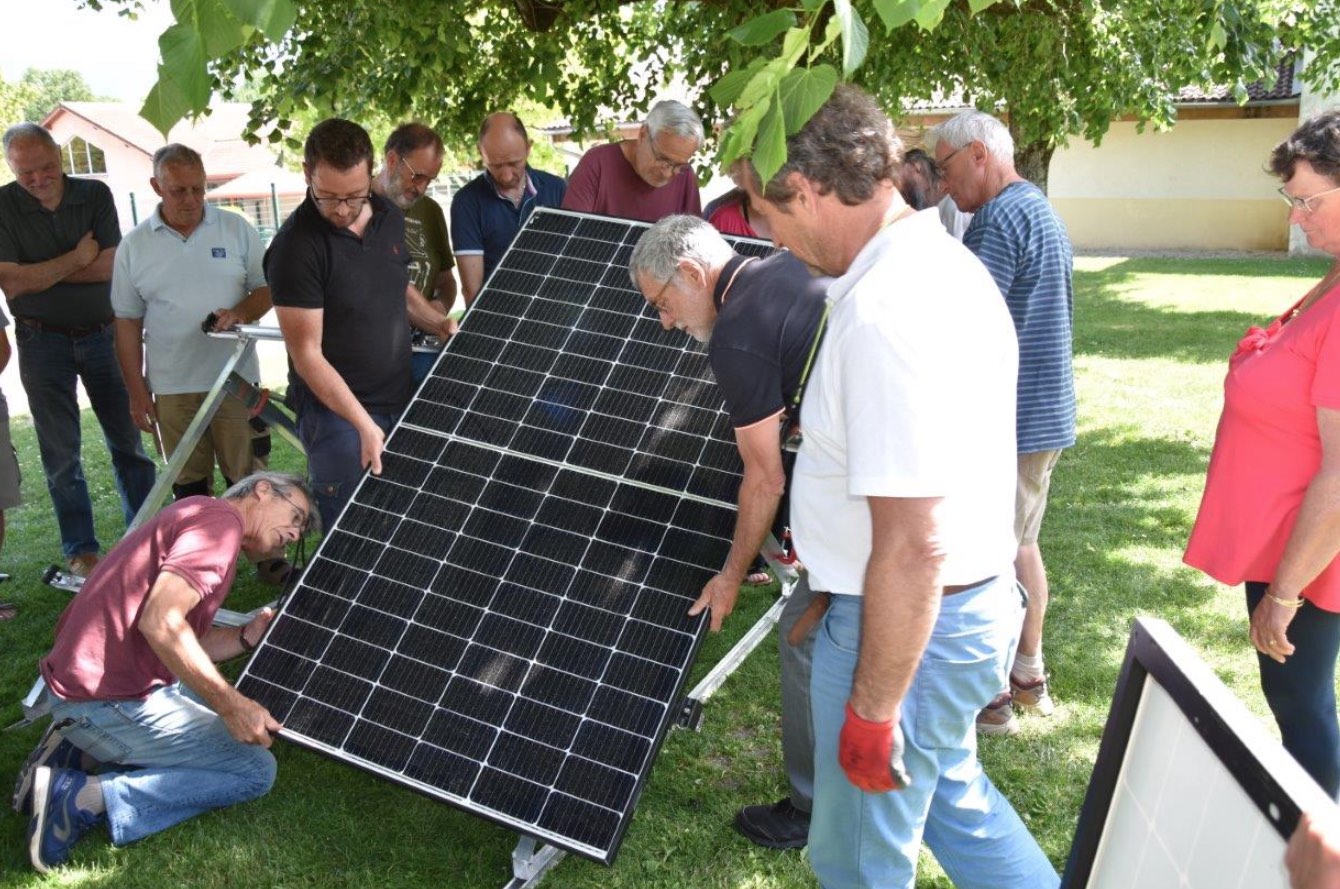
[0,253,1329,887]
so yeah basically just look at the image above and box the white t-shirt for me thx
[111,204,266,394]
[792,209,1018,594]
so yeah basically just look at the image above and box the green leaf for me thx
[157,23,212,109]
[779,65,837,136]
[812,15,843,61]
[913,0,953,29]
[728,9,796,46]
[169,0,248,59]
[872,0,918,31]
[781,26,810,64]
[709,57,767,107]
[832,0,869,76]
[140,67,194,137]
[967,0,999,12]
[752,93,788,183]
[738,57,790,110]
[1210,21,1228,49]
[221,0,295,41]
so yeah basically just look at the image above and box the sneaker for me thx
[734,796,810,849]
[67,553,99,578]
[1010,673,1056,716]
[12,722,83,815]
[976,692,1020,736]
[27,767,103,874]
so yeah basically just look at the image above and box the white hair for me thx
[646,100,704,144]
[628,215,733,286]
[930,110,1014,164]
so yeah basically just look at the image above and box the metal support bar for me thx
[504,836,566,888]
[127,336,257,533]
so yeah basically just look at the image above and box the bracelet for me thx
[239,627,257,652]
[1267,593,1305,609]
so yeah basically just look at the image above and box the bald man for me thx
[450,112,566,306]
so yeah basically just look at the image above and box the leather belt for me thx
[943,575,997,596]
[17,318,111,337]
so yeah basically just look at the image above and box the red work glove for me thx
[838,702,911,793]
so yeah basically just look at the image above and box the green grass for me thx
[0,253,1331,887]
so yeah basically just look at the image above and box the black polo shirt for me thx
[0,175,122,327]
[265,193,412,416]
[709,251,829,429]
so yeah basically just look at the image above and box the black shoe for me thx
[734,796,810,849]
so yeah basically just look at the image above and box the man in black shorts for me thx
[628,214,827,849]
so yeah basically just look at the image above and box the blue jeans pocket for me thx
[68,712,135,764]
[911,656,998,750]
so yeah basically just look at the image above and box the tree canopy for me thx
[93,0,1338,188]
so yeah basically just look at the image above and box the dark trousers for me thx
[1247,581,1340,797]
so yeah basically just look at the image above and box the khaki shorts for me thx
[0,392,21,511]
[1015,449,1062,546]
[155,391,268,490]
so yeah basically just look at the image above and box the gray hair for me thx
[3,122,57,154]
[930,110,1014,165]
[151,143,204,178]
[223,471,320,535]
[1269,107,1340,184]
[646,100,704,144]
[629,215,735,287]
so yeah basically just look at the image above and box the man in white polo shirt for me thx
[742,85,1057,888]
[112,144,285,579]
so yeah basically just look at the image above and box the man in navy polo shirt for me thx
[0,123,156,577]
[266,118,456,531]
[450,112,566,307]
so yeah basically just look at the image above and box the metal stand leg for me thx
[504,836,566,888]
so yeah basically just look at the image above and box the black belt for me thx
[18,318,111,337]
[944,576,997,595]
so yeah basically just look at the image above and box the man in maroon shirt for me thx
[561,100,704,223]
[14,471,315,874]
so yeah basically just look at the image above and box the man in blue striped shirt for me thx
[932,110,1076,737]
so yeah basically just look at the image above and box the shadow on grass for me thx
[1072,257,1320,364]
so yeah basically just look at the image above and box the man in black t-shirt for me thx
[265,118,456,531]
[629,214,827,851]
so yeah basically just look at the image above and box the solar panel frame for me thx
[238,209,777,864]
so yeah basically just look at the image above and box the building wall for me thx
[44,114,152,232]
[1048,116,1296,251]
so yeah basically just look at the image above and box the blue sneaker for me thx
[11,722,84,815]
[27,767,103,874]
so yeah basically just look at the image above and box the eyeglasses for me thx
[647,138,693,174]
[401,155,436,187]
[309,187,372,211]
[935,146,966,177]
[1278,184,1340,213]
[646,274,677,314]
[273,485,312,535]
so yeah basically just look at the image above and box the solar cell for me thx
[238,209,775,863]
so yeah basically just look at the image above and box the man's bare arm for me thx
[849,495,945,722]
[213,285,272,330]
[276,304,387,474]
[458,255,485,307]
[0,231,99,299]
[113,317,155,433]
[433,269,458,308]
[689,412,787,630]
[406,284,457,339]
[63,246,115,284]
[138,569,282,746]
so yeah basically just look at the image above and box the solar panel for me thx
[238,209,777,863]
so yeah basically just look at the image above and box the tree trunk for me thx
[1011,131,1056,196]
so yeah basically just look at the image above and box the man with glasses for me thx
[451,112,566,307]
[111,144,288,583]
[372,123,456,312]
[629,214,827,850]
[266,118,455,532]
[16,471,315,874]
[0,123,157,577]
[931,109,1076,737]
[561,100,703,223]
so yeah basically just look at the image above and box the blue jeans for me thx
[809,580,1058,889]
[1247,581,1340,797]
[296,394,396,532]
[15,324,156,558]
[50,684,276,845]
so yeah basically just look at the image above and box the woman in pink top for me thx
[1186,108,1340,797]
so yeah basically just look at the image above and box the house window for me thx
[60,138,107,175]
